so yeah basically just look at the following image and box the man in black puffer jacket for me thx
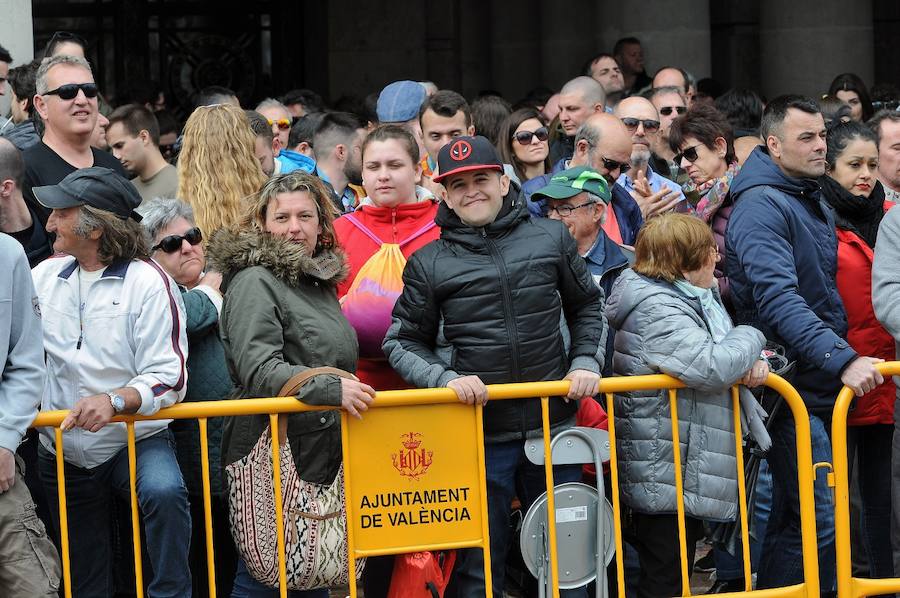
[383,136,606,598]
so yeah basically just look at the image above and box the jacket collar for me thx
[57,257,131,279]
[584,230,629,276]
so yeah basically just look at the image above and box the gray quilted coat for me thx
[605,269,765,522]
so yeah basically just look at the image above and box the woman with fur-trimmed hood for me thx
[207,172,375,597]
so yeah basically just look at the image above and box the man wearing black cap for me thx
[384,136,606,597]
[30,167,191,597]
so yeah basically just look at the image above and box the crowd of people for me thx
[2,30,900,598]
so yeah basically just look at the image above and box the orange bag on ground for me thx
[387,550,456,598]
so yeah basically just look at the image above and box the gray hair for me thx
[255,98,290,114]
[560,76,606,109]
[35,54,93,95]
[74,205,150,264]
[137,197,196,243]
[645,86,686,102]
[574,119,601,148]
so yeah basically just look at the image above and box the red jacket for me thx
[835,215,895,425]
[334,199,440,391]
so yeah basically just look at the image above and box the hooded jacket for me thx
[208,229,357,485]
[725,146,856,414]
[605,269,765,521]
[383,194,606,442]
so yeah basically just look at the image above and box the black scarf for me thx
[818,175,886,248]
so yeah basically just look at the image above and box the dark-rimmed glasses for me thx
[152,227,203,253]
[601,156,631,175]
[674,144,703,164]
[546,201,597,217]
[659,106,687,117]
[513,127,549,145]
[621,117,660,132]
[44,83,99,100]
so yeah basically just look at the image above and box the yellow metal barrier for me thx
[31,373,822,598]
[832,361,900,598]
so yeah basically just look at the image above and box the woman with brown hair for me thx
[605,213,770,598]
[208,171,375,597]
[177,104,267,237]
[496,108,552,185]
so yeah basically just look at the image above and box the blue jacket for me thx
[725,147,856,413]
[524,161,643,247]
[276,149,316,174]
[585,231,630,374]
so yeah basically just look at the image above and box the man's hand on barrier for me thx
[564,369,600,401]
[340,378,376,419]
[61,393,115,432]
[740,359,770,388]
[0,448,15,493]
[447,376,488,406]
[841,356,885,397]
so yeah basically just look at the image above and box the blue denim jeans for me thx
[757,413,836,592]
[38,429,192,598]
[231,558,328,598]
[713,459,772,580]
[451,439,587,598]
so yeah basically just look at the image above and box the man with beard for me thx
[106,104,177,202]
[312,111,367,213]
[614,96,684,216]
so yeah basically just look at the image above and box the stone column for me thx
[759,0,874,99]
[0,0,34,117]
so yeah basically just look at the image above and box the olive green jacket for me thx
[208,228,358,484]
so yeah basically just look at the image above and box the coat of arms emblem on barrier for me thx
[391,432,433,480]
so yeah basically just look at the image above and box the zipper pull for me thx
[77,334,83,350]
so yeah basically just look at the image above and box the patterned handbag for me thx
[225,367,365,590]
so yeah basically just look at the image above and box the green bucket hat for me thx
[532,166,611,205]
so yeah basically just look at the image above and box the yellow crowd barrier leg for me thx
[54,429,73,598]
[340,411,359,598]
[667,389,691,597]
[476,403,494,598]
[269,414,288,598]
[126,422,145,598]
[731,386,753,592]
[198,418,217,598]
[540,397,561,598]
[604,392,626,598]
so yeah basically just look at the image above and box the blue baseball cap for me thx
[377,80,427,123]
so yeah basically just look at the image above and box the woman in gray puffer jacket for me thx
[605,213,770,598]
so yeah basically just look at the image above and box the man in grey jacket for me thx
[870,206,900,577]
[0,233,61,595]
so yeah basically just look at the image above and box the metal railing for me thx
[30,373,824,598]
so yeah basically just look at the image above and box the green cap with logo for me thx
[532,166,611,205]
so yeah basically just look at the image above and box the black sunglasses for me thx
[44,83,99,100]
[621,117,660,132]
[659,106,687,117]
[513,127,549,145]
[152,227,203,253]
[673,144,703,164]
[601,156,631,175]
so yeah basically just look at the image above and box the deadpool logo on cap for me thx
[449,140,472,161]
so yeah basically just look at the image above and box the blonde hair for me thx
[241,172,337,253]
[633,213,716,282]
[176,104,266,237]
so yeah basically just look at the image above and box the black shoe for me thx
[706,578,746,593]
[693,551,716,573]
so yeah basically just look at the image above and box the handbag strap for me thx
[275,366,357,445]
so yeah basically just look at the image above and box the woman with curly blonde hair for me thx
[177,104,267,236]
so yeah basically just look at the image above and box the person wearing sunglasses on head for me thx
[647,86,689,183]
[22,55,126,229]
[614,96,685,219]
[496,108,551,187]
[138,196,239,597]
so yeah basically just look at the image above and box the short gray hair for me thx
[137,197,196,243]
[36,55,93,95]
[574,119,601,148]
[255,98,290,114]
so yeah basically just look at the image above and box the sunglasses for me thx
[152,227,203,253]
[44,83,99,100]
[268,118,291,131]
[659,106,687,117]
[601,156,631,175]
[621,117,660,133]
[513,126,549,145]
[673,144,703,164]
